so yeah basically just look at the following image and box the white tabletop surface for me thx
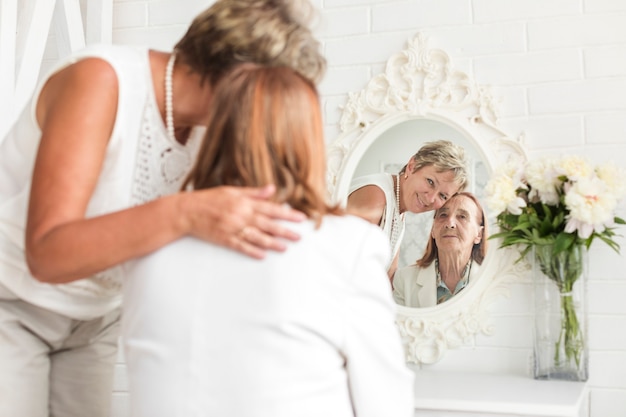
[413,371,588,417]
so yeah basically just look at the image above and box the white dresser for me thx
[413,371,588,417]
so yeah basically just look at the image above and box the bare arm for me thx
[26,58,303,284]
[348,185,400,280]
[346,185,386,226]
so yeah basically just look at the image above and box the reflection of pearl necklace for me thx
[389,174,404,256]
[396,173,401,214]
[164,52,176,141]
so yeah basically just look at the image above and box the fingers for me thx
[187,186,305,259]
[230,230,265,260]
[254,198,307,224]
[231,186,306,243]
[239,185,307,222]
[237,226,254,240]
[242,184,276,200]
[253,216,301,242]
[232,225,287,259]
[235,224,291,252]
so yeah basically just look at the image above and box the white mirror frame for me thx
[327,33,527,364]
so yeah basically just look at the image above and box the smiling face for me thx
[431,194,484,256]
[400,163,462,214]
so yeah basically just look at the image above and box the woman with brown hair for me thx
[122,64,414,417]
[393,192,488,308]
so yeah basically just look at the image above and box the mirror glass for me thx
[351,119,490,271]
[327,33,527,364]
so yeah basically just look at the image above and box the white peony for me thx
[595,161,626,200]
[485,173,526,216]
[525,157,560,205]
[564,177,618,239]
[556,155,594,182]
[496,157,525,181]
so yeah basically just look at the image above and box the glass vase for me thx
[532,243,589,381]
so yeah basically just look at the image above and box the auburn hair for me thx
[182,64,341,226]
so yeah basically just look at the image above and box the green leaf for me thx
[554,233,576,253]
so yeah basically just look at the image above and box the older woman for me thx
[393,192,488,308]
[347,140,469,281]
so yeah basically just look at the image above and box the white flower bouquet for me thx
[486,155,625,254]
[485,154,625,378]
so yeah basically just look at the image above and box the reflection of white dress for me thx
[122,215,414,417]
[349,173,405,269]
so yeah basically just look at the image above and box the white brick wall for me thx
[27,1,626,416]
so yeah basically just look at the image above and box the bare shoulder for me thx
[43,57,118,96]
[346,185,386,225]
[37,57,119,127]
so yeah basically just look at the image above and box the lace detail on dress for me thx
[69,96,200,297]
[130,98,199,205]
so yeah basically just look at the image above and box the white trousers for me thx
[0,298,120,417]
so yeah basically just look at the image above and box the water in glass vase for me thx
[532,243,589,382]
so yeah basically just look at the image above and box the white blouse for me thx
[122,215,415,417]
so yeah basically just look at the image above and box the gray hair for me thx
[174,0,326,86]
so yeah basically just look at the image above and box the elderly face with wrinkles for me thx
[431,194,484,257]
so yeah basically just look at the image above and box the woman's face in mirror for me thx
[402,163,461,213]
[431,194,484,255]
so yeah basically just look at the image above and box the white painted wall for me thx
[8,1,626,416]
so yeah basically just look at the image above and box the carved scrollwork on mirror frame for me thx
[326,33,529,364]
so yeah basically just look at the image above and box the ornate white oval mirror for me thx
[327,33,527,364]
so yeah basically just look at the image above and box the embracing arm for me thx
[26,58,303,284]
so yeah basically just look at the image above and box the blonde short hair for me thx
[400,140,469,192]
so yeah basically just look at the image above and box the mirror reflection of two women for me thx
[346,140,469,281]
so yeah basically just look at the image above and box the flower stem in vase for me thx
[558,292,582,366]
[533,243,588,381]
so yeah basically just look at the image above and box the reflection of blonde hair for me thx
[183,64,341,226]
[400,140,469,191]
[175,0,325,85]
[416,192,488,267]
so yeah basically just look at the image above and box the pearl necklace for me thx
[164,51,176,141]
[396,173,401,215]
[389,174,404,258]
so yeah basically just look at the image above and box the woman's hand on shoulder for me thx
[178,184,305,259]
